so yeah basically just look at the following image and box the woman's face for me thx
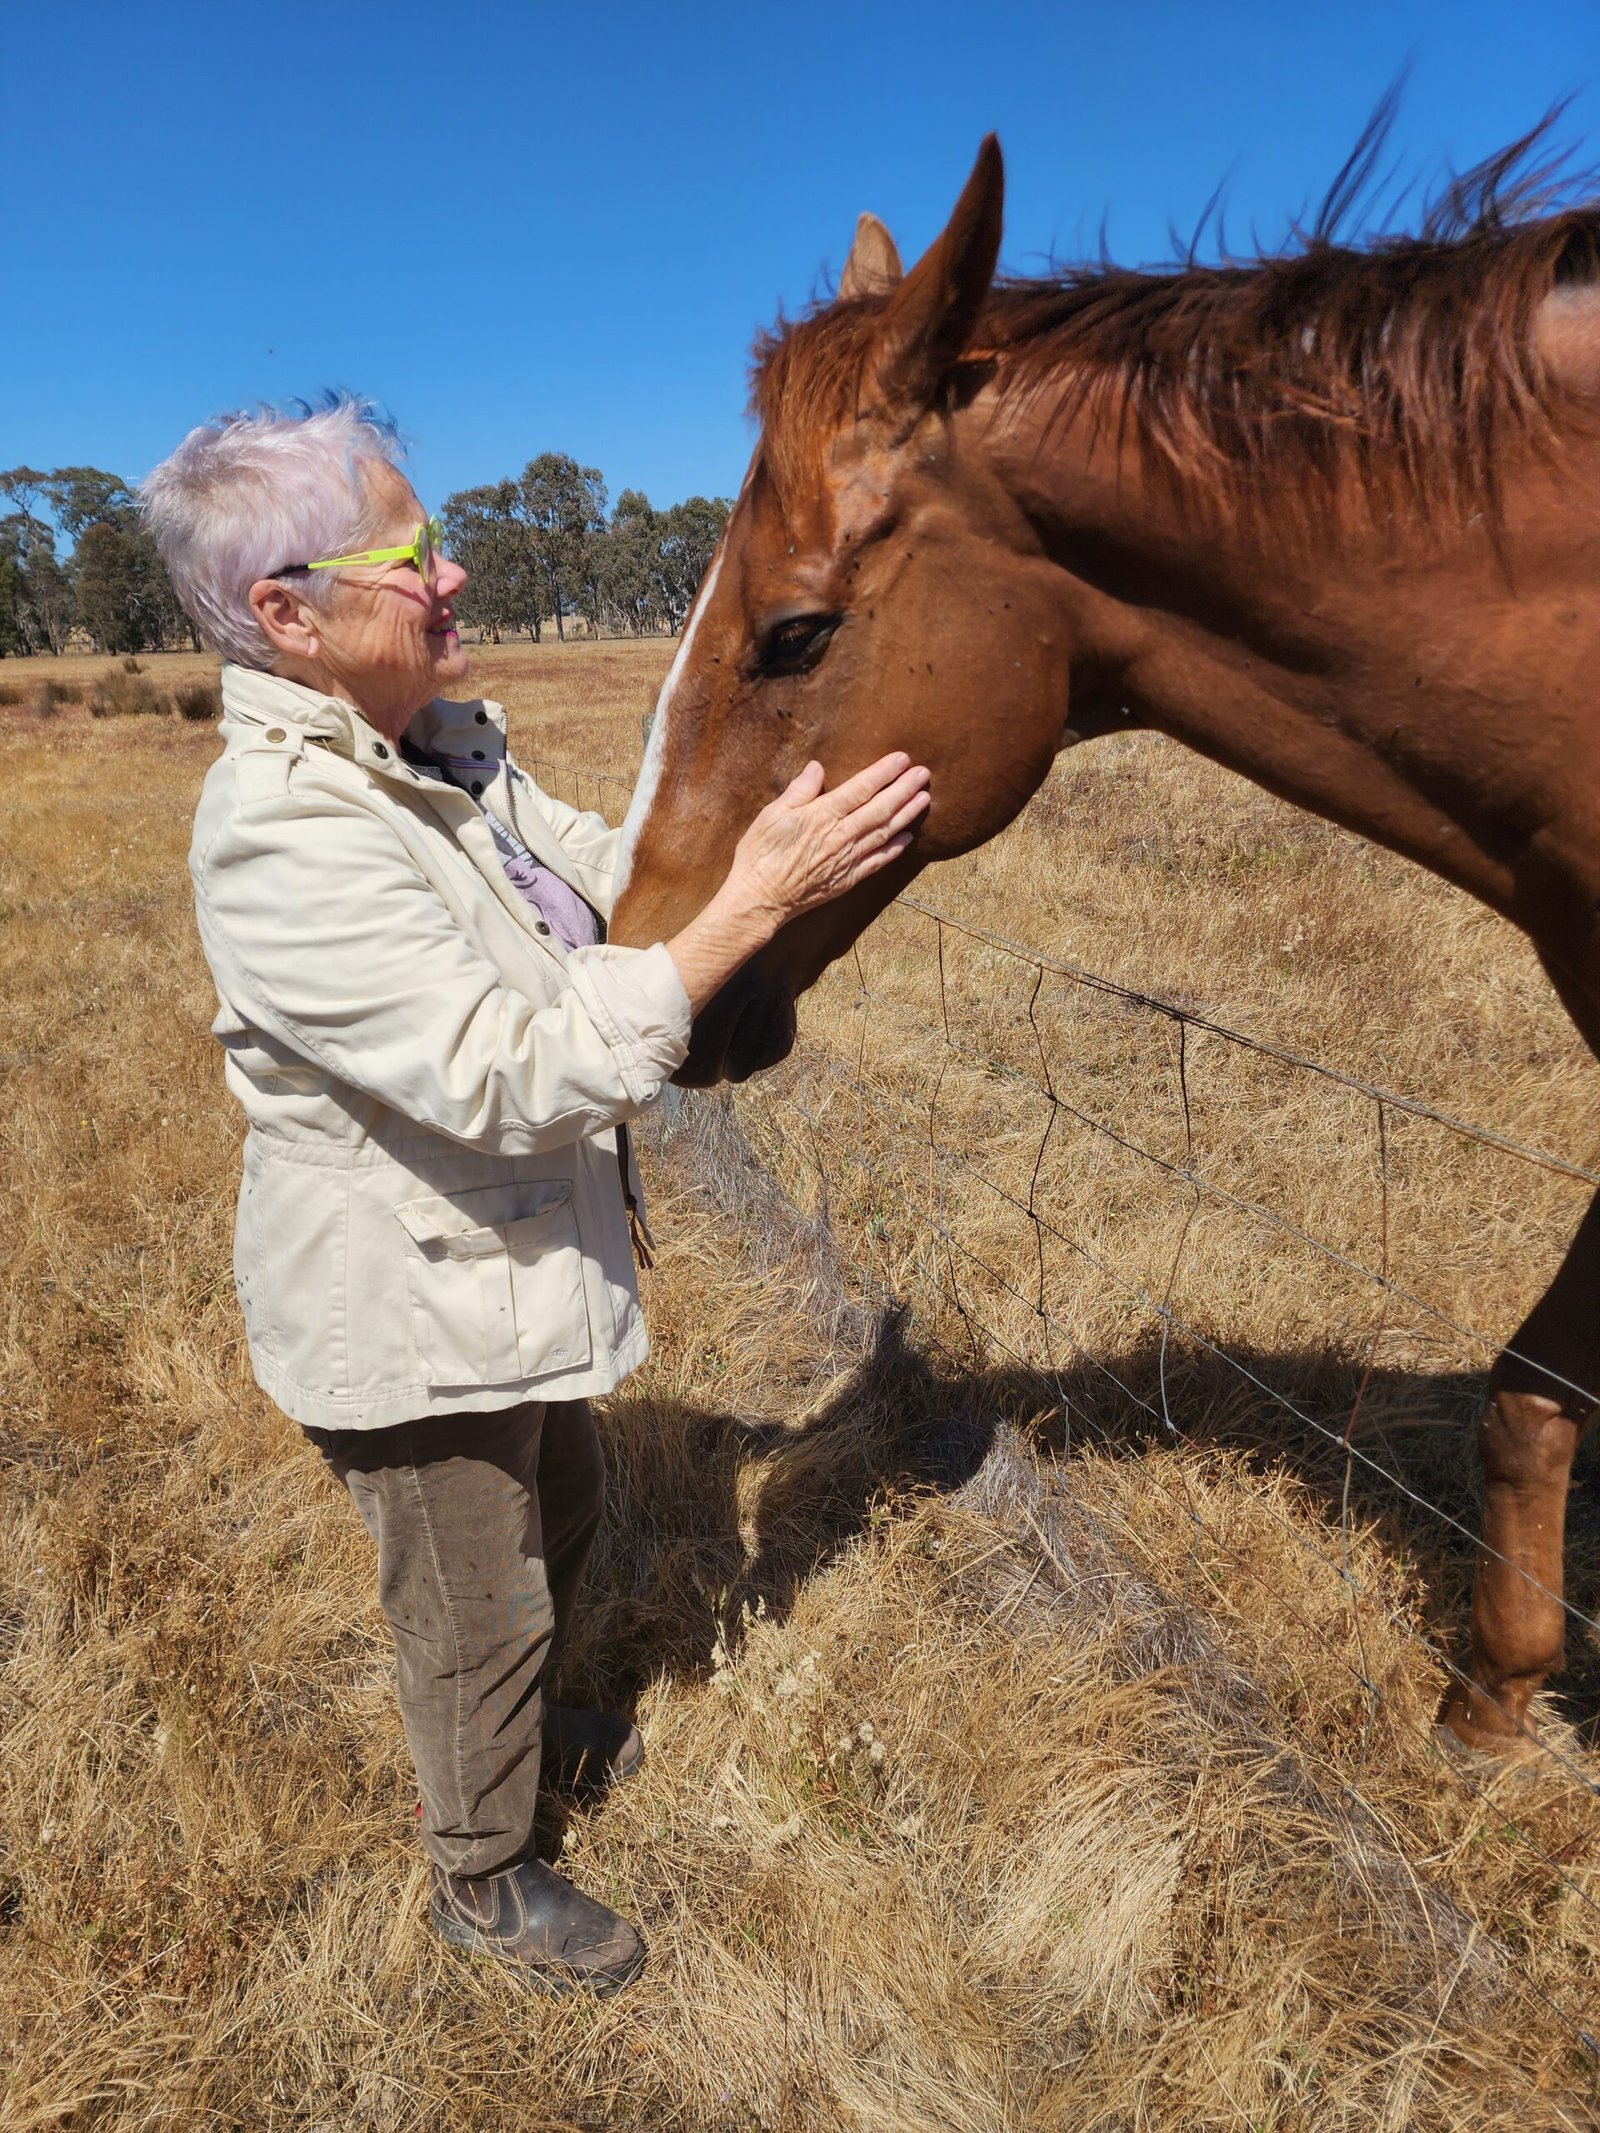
[310,462,470,729]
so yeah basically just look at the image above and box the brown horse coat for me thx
[612,127,1600,1753]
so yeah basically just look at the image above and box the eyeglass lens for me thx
[420,516,445,584]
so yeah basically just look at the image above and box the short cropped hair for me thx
[140,394,406,669]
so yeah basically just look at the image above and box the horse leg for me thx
[1442,1187,1600,1752]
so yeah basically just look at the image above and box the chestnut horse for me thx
[610,131,1600,1755]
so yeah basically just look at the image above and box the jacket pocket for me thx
[394,1181,592,1386]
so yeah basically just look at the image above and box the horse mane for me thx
[752,107,1600,534]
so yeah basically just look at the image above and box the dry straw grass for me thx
[1,640,1597,2129]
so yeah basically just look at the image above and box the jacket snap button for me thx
[372,742,389,759]
[472,750,485,761]
[535,920,551,935]
[474,709,488,725]
[264,727,286,743]
[470,780,483,795]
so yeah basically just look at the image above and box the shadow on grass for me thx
[566,1309,992,1696]
[564,1311,1600,1761]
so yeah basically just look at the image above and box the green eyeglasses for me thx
[272,514,446,584]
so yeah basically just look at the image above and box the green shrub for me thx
[88,668,165,719]
[172,680,221,723]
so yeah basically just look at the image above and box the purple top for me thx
[493,839,599,952]
[407,743,600,952]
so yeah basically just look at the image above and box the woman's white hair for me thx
[139,394,407,669]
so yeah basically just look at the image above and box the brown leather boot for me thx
[542,1705,643,1796]
[430,1856,645,1995]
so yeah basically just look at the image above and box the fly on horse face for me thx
[609,128,1600,1755]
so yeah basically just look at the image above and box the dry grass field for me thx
[2,638,1598,2130]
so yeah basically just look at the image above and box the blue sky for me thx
[3,1,1596,522]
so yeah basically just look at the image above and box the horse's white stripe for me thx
[614,540,725,897]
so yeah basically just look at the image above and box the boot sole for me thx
[430,1899,646,1997]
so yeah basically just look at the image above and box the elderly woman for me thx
[141,396,928,1996]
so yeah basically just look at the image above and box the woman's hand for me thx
[726,754,931,932]
[664,754,931,1016]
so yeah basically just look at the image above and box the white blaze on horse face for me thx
[613,542,725,898]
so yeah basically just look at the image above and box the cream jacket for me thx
[190,664,691,1431]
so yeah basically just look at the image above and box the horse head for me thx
[609,137,1080,1084]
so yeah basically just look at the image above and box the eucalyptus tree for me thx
[515,453,608,642]
[0,521,27,654]
[597,488,664,635]
[0,470,75,653]
[0,503,74,655]
[442,482,547,641]
[658,496,731,628]
[0,463,189,653]
[43,466,140,539]
[49,466,188,649]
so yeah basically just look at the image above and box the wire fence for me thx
[528,749,1600,2071]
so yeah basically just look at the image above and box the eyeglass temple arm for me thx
[303,541,417,572]
[271,521,437,577]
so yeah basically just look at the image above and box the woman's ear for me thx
[248,577,322,662]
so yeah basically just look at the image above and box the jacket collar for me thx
[218,665,595,949]
[220,663,508,765]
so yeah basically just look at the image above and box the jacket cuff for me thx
[563,941,692,1099]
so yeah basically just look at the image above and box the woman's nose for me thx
[436,555,468,599]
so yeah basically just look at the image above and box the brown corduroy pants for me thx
[304,1400,606,1878]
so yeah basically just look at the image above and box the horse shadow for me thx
[1034,1333,1600,1736]
[551,1309,1600,1804]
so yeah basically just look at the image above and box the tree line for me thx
[0,455,731,658]
[442,454,729,643]
[1,466,192,657]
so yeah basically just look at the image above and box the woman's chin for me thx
[427,630,469,683]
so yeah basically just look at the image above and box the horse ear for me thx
[839,213,904,300]
[863,135,1003,431]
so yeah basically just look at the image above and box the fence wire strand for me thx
[896,894,1600,1191]
[807,998,1600,1646]
[844,955,1600,1422]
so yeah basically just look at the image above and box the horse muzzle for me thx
[674,971,799,1087]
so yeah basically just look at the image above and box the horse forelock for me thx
[749,301,885,507]
[750,117,1600,538]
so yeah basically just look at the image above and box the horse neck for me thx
[975,379,1600,948]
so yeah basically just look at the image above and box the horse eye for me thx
[756,613,842,674]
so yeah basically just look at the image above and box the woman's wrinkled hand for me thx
[663,754,931,1017]
[725,754,931,930]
